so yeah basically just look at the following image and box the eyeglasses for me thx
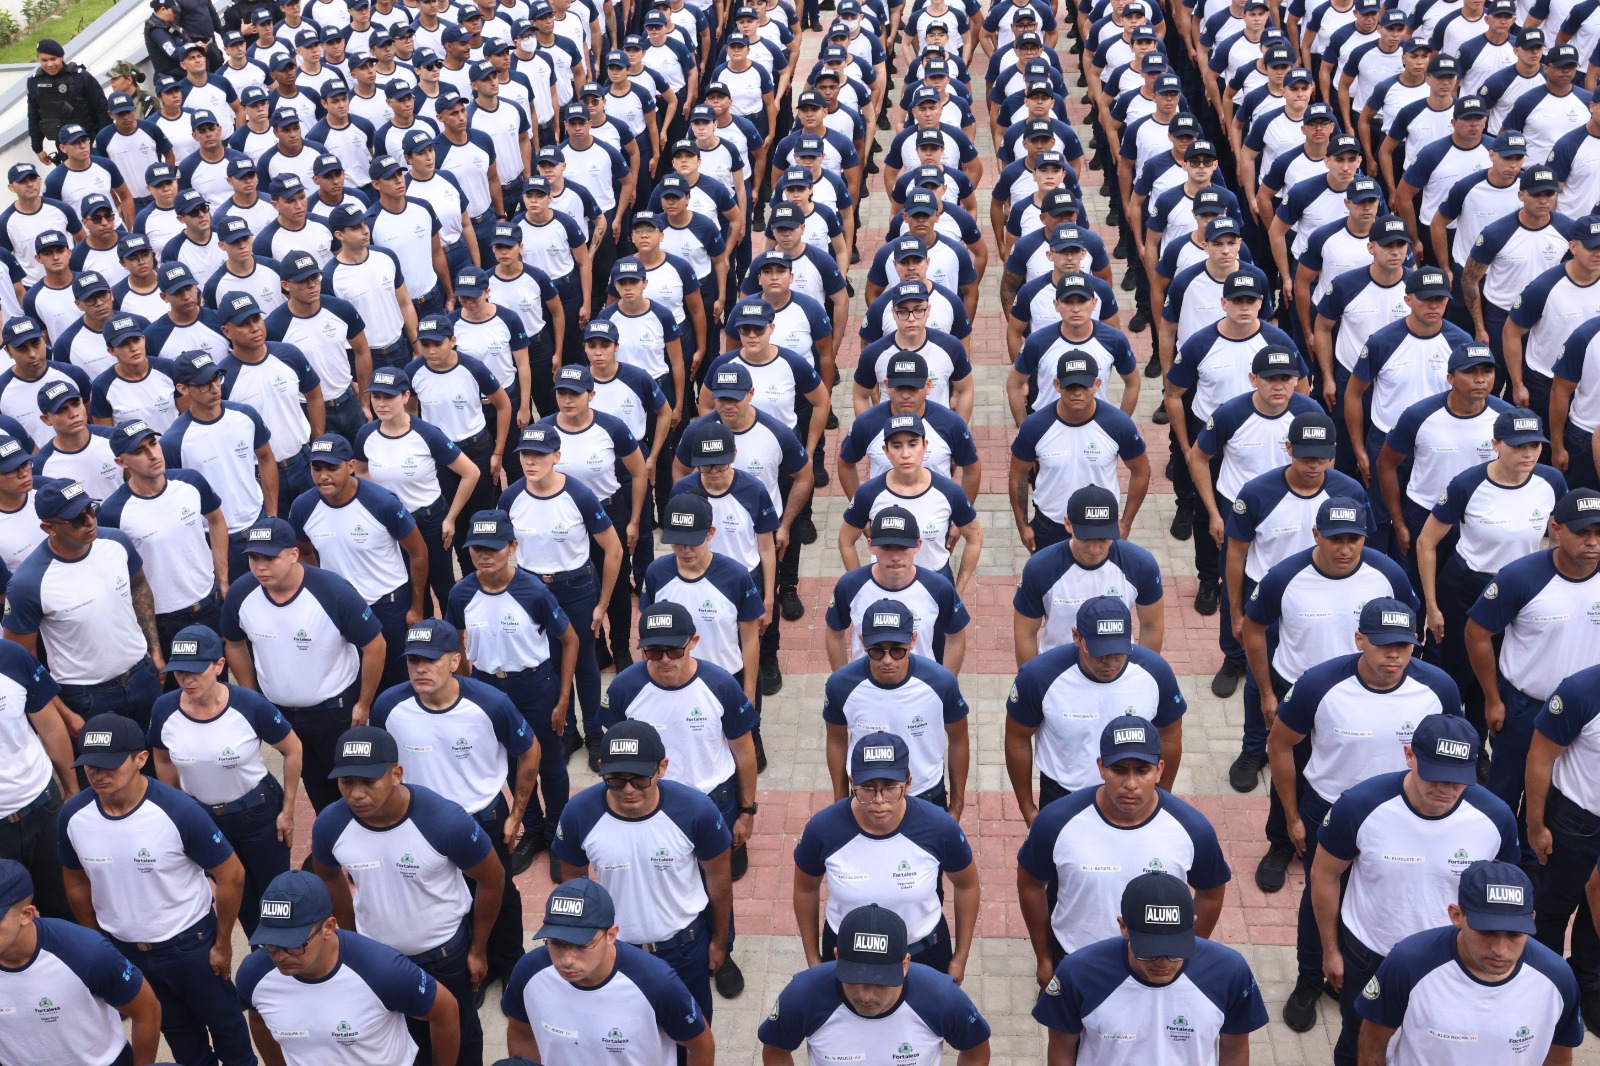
[62,503,97,528]
[265,928,318,957]
[865,645,909,661]
[853,782,907,801]
[603,773,655,791]
[1134,953,1185,964]
[640,645,689,661]
[892,304,928,317]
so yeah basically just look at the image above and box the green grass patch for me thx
[0,0,125,65]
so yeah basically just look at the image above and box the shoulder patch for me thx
[1549,695,1563,715]
[1512,295,1522,310]
[1483,582,1498,600]
[1475,234,1485,246]
[1233,497,1247,513]
[1044,976,1061,996]
[1008,683,1019,703]
[1362,977,1380,1000]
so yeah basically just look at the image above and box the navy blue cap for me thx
[1449,344,1495,371]
[218,217,253,243]
[754,249,791,271]
[73,713,146,769]
[269,174,306,200]
[117,233,152,259]
[107,92,136,114]
[883,412,925,442]
[242,517,297,556]
[1523,164,1560,193]
[173,189,208,216]
[1458,861,1536,933]
[661,492,712,545]
[709,363,752,398]
[1289,411,1337,456]
[1067,484,1120,539]
[1121,872,1196,959]
[1055,272,1093,300]
[367,367,410,395]
[0,434,29,474]
[172,349,224,385]
[583,318,619,343]
[163,624,225,673]
[403,618,460,659]
[889,281,930,307]
[328,204,366,232]
[32,229,67,252]
[1100,716,1161,765]
[1411,713,1479,783]
[611,256,645,281]
[860,598,915,646]
[369,154,406,179]
[1360,597,1420,646]
[598,718,667,776]
[730,300,774,327]
[535,878,617,941]
[1554,487,1600,529]
[1495,407,1548,445]
[1371,214,1410,245]
[638,600,695,647]
[328,725,398,778]
[884,352,929,387]
[72,271,110,300]
[689,421,734,465]
[1252,345,1297,376]
[36,380,80,415]
[1315,495,1368,536]
[78,192,114,219]
[834,905,909,985]
[869,505,920,547]
[1407,267,1451,299]
[1055,350,1099,387]
[110,418,159,456]
[489,222,521,247]
[461,508,517,547]
[1077,596,1133,656]
[311,152,343,177]
[1491,129,1527,158]
[891,235,929,262]
[416,314,453,342]
[554,364,593,392]
[1049,224,1089,251]
[34,477,90,521]
[227,157,259,181]
[1223,270,1264,300]
[2,316,42,347]
[220,290,268,324]
[850,730,910,783]
[513,425,560,454]
[453,266,489,298]
[307,433,353,465]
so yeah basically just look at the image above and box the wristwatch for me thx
[738,803,759,816]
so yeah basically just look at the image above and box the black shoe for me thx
[1169,505,1193,541]
[714,956,745,998]
[1229,752,1267,793]
[1282,976,1322,1032]
[796,514,818,544]
[473,979,489,1011]
[1255,842,1294,893]
[1121,270,1136,291]
[1076,72,1087,87]
[864,158,879,175]
[549,849,562,882]
[562,730,583,761]
[611,644,632,671]
[814,465,830,488]
[1582,988,1600,1038]
[1129,309,1148,332]
[1106,207,1121,229]
[1144,353,1163,378]
[1194,581,1220,618]
[1152,406,1169,424]
[845,279,855,297]
[850,247,860,264]
[877,111,890,130]
[510,830,543,876]
[1099,182,1113,199]
[779,586,805,622]
[832,367,841,386]
[753,726,768,772]
[1211,658,1243,697]
[730,842,749,880]
[760,653,783,696]
[1112,236,1129,260]
[595,642,613,671]
[586,731,605,774]
[826,410,839,430]
[1477,750,1490,785]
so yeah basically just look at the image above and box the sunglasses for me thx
[852,782,906,800]
[602,773,655,791]
[641,645,688,660]
[60,502,97,528]
[865,645,909,660]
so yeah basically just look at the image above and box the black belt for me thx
[534,562,591,584]
[278,447,308,469]
[61,657,152,691]
[279,693,349,715]
[205,775,278,817]
[635,921,700,953]
[124,915,211,953]
[483,661,550,679]
[906,929,938,956]
[408,920,470,964]
[4,783,55,824]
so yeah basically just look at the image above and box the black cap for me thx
[73,713,146,769]
[869,505,920,547]
[1288,411,1337,457]
[599,719,667,775]
[1554,488,1600,530]
[834,905,908,985]
[1067,485,1120,538]
[1121,872,1197,959]
[327,726,399,778]
[661,492,712,545]
[638,601,695,647]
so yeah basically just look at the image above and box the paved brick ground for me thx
[195,17,1600,1066]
